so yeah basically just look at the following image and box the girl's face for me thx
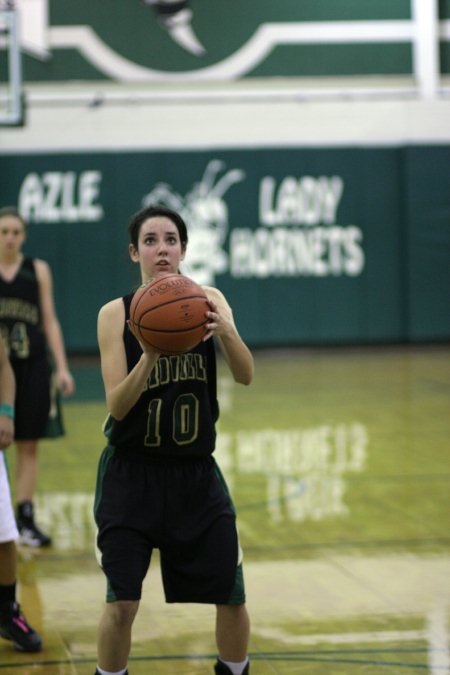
[0,215,26,258]
[129,216,186,282]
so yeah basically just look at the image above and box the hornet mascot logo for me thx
[142,160,245,285]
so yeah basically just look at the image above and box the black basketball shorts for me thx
[11,356,51,440]
[94,447,246,605]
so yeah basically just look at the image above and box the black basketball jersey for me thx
[0,257,47,361]
[106,292,219,458]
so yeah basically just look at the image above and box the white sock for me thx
[96,667,128,675]
[219,657,249,675]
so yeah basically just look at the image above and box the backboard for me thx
[0,2,24,125]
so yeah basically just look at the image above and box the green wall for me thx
[0,145,449,351]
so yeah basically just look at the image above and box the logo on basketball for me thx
[147,276,195,297]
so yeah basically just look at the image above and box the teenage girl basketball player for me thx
[94,205,253,675]
[0,207,74,547]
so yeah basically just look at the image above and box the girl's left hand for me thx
[203,299,231,341]
[57,369,75,397]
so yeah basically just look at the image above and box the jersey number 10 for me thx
[145,393,199,447]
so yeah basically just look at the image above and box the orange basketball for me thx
[129,274,209,355]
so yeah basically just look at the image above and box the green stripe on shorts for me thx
[214,460,246,605]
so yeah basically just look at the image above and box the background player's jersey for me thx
[106,292,219,458]
[0,258,47,361]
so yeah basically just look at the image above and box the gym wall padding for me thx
[0,144,449,351]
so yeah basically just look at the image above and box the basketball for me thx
[129,274,209,354]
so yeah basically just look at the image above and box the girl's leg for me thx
[97,600,139,672]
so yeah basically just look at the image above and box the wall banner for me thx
[0,145,448,351]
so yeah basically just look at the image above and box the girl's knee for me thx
[107,600,139,627]
[216,603,247,618]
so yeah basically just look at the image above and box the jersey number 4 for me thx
[0,322,30,359]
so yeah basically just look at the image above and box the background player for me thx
[0,206,75,547]
[0,335,42,652]
[94,204,253,675]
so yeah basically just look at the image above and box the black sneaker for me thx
[18,521,52,547]
[17,501,52,547]
[0,601,42,652]
[214,660,249,675]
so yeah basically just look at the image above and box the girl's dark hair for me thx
[0,206,26,230]
[127,205,188,248]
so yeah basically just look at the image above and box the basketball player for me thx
[94,205,253,675]
[0,335,42,652]
[0,207,75,547]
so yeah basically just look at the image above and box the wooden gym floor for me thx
[1,345,449,674]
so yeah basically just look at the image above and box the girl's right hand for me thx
[127,320,161,357]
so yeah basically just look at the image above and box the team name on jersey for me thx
[145,352,207,390]
[0,298,39,324]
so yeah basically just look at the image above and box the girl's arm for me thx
[35,258,74,396]
[98,299,160,420]
[203,286,254,386]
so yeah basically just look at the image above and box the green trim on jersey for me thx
[214,462,236,514]
[106,578,118,603]
[214,461,246,605]
[93,445,115,519]
[227,563,246,605]
[44,371,65,438]
[94,444,118,602]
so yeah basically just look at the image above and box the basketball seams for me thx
[136,320,207,335]
[136,294,208,316]
[130,284,150,325]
